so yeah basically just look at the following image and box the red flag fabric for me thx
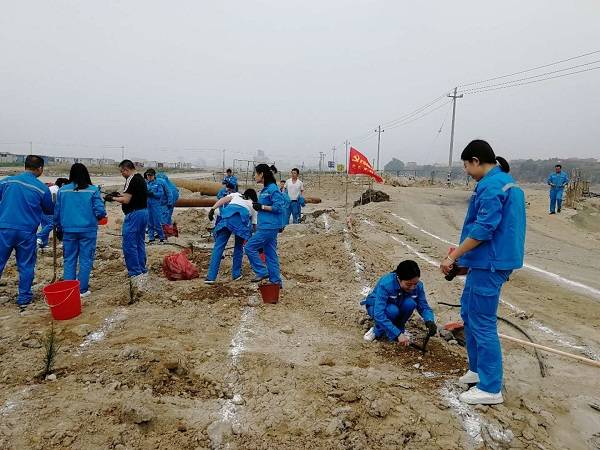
[348,147,384,183]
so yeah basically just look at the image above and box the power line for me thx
[462,65,600,96]
[459,59,600,94]
[381,92,450,128]
[459,49,600,87]
[385,99,452,131]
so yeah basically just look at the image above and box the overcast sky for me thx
[1,1,599,168]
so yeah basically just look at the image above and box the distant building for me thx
[406,162,417,170]
[0,153,18,164]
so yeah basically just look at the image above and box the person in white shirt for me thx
[284,168,305,224]
[205,189,258,284]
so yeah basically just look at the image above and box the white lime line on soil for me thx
[343,228,371,297]
[391,213,600,299]
[0,386,38,419]
[440,381,514,448]
[76,308,128,354]
[365,219,600,360]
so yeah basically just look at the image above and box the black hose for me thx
[438,301,548,377]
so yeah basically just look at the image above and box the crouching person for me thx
[362,260,436,345]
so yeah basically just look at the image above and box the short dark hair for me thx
[119,159,135,170]
[25,155,44,170]
[395,260,421,280]
[144,168,156,178]
[55,178,69,187]
[226,168,232,174]
[291,168,299,175]
[555,164,562,168]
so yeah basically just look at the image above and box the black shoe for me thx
[557,208,561,213]
[549,212,555,215]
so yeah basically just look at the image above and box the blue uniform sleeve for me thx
[372,280,402,340]
[269,188,285,214]
[547,174,553,186]
[164,181,174,205]
[562,173,569,187]
[41,188,54,215]
[92,187,107,219]
[468,185,506,241]
[414,283,434,322]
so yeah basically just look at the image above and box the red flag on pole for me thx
[348,147,384,183]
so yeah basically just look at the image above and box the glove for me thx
[279,228,284,233]
[425,321,437,337]
[252,202,263,212]
[103,194,114,202]
[208,209,215,221]
[55,228,64,241]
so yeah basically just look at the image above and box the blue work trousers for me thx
[549,188,564,213]
[162,205,174,225]
[63,231,97,293]
[367,298,416,340]
[122,209,149,277]
[289,201,301,224]
[244,228,281,285]
[207,228,245,281]
[37,214,53,247]
[0,228,37,305]
[147,204,165,241]
[460,268,512,394]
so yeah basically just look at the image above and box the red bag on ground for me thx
[162,223,179,238]
[162,250,199,281]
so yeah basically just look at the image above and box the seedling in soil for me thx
[39,322,62,379]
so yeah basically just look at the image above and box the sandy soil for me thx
[1,175,599,449]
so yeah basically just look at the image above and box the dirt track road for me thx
[1,176,599,449]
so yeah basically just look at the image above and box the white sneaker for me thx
[80,290,91,298]
[459,370,480,384]
[36,238,43,247]
[363,327,376,342]
[459,387,503,405]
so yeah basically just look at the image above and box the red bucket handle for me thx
[44,286,80,309]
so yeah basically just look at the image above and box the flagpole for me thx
[345,140,349,217]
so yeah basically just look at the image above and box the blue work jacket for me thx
[223,175,238,191]
[547,172,568,191]
[361,274,434,340]
[54,183,106,233]
[257,182,285,230]
[0,171,53,232]
[157,173,178,206]
[459,166,526,271]
[147,179,169,206]
[280,190,291,228]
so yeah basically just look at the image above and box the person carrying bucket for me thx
[440,140,526,405]
[0,155,54,311]
[37,177,69,249]
[144,169,169,244]
[54,163,106,298]
[205,188,258,284]
[362,260,437,345]
[105,160,149,286]
[244,164,285,285]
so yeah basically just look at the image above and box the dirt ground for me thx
[1,175,599,449]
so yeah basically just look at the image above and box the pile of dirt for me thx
[353,189,390,207]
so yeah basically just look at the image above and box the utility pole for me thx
[447,87,463,185]
[222,149,226,174]
[331,146,336,171]
[318,152,325,188]
[374,125,384,171]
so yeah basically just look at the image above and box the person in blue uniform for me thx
[244,164,285,285]
[222,168,238,192]
[156,173,177,225]
[361,260,436,345]
[54,163,106,297]
[37,177,69,249]
[205,189,258,284]
[279,180,291,229]
[0,155,54,310]
[547,164,569,214]
[217,182,236,200]
[144,169,169,243]
[441,139,526,406]
[106,160,149,284]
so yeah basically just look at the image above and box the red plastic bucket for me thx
[259,283,280,304]
[98,217,108,225]
[43,280,82,320]
[259,253,266,264]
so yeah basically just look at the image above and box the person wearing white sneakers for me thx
[440,140,526,405]
[361,260,437,346]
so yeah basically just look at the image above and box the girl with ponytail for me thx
[440,139,526,406]
[244,164,285,285]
